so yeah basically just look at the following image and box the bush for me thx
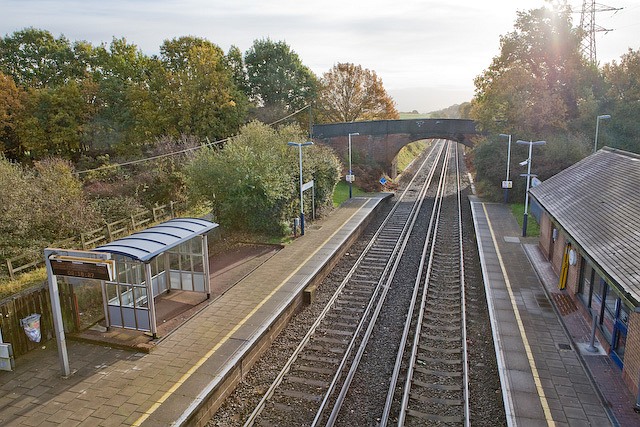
[0,156,100,261]
[187,121,340,236]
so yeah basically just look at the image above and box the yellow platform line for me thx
[132,202,367,426]
[482,203,556,427]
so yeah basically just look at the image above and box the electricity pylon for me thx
[579,0,622,64]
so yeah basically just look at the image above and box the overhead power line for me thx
[75,104,311,176]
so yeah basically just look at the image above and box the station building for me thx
[529,147,640,397]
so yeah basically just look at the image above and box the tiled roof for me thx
[529,147,640,304]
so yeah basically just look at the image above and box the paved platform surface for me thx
[0,194,389,426]
[2,192,639,426]
[471,197,639,427]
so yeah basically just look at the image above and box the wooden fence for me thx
[0,281,78,358]
[4,201,181,280]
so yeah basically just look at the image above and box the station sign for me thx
[501,180,513,189]
[346,174,355,183]
[49,253,115,281]
[302,180,314,192]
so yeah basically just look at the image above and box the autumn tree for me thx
[471,6,587,137]
[244,39,319,122]
[316,63,398,123]
[0,72,24,159]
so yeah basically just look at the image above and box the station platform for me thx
[0,193,391,426]
[2,191,639,426]
[471,196,639,427]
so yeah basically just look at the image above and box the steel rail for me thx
[397,141,468,426]
[242,140,445,427]
[380,141,453,426]
[322,142,450,427]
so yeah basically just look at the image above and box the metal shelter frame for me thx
[93,217,218,338]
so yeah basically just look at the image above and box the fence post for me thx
[6,259,14,281]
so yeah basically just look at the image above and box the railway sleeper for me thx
[425,293,459,302]
[409,394,463,407]
[277,388,324,402]
[424,307,460,316]
[343,287,374,296]
[423,323,459,332]
[417,356,462,366]
[414,366,462,378]
[412,379,462,392]
[306,344,345,354]
[285,375,330,388]
[420,333,460,343]
[317,328,353,336]
[418,345,461,355]
[406,408,463,424]
[299,353,341,364]
[332,305,365,314]
[295,364,335,375]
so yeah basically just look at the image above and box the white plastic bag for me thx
[21,314,41,343]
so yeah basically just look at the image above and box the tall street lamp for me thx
[593,114,611,153]
[288,141,314,235]
[517,140,546,237]
[499,133,512,204]
[348,132,359,198]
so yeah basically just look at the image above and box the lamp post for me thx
[348,132,359,198]
[517,140,546,237]
[593,114,611,153]
[499,133,512,204]
[288,141,314,235]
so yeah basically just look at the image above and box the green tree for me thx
[87,38,154,150]
[0,28,80,88]
[316,62,399,123]
[16,79,98,160]
[244,39,319,120]
[156,37,249,141]
[601,48,640,153]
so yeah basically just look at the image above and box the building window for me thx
[578,262,594,307]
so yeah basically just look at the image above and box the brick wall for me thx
[623,312,640,395]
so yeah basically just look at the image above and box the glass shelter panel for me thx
[166,239,206,293]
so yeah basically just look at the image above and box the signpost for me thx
[44,248,113,376]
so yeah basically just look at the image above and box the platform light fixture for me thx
[288,141,314,235]
[593,114,611,153]
[348,132,359,198]
[517,140,546,237]
[499,134,512,204]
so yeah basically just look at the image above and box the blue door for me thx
[610,299,627,369]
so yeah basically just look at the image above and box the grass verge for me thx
[509,203,540,237]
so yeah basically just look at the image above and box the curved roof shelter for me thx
[94,218,218,262]
[91,217,218,337]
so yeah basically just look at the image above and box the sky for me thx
[1,0,639,113]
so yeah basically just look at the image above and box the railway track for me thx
[394,141,468,426]
[241,139,470,426]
